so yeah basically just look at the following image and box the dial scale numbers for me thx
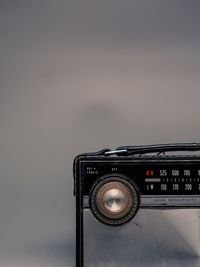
[145,168,200,194]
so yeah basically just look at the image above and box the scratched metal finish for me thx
[83,209,200,267]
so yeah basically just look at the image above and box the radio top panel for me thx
[74,143,200,213]
[80,161,200,196]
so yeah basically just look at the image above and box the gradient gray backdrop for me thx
[0,1,200,266]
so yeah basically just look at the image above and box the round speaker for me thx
[90,175,139,226]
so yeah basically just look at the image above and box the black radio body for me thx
[73,144,200,267]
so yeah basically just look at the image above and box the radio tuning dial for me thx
[103,188,125,213]
[90,175,140,226]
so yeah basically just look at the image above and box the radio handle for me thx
[105,143,200,156]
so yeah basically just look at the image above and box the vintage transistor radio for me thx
[73,143,200,267]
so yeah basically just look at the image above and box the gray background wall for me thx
[0,1,200,266]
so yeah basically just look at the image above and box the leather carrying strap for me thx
[105,143,200,156]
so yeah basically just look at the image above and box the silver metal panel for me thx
[83,195,200,208]
[83,209,200,267]
[141,195,200,207]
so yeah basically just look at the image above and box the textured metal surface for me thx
[141,195,200,207]
[83,209,200,267]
